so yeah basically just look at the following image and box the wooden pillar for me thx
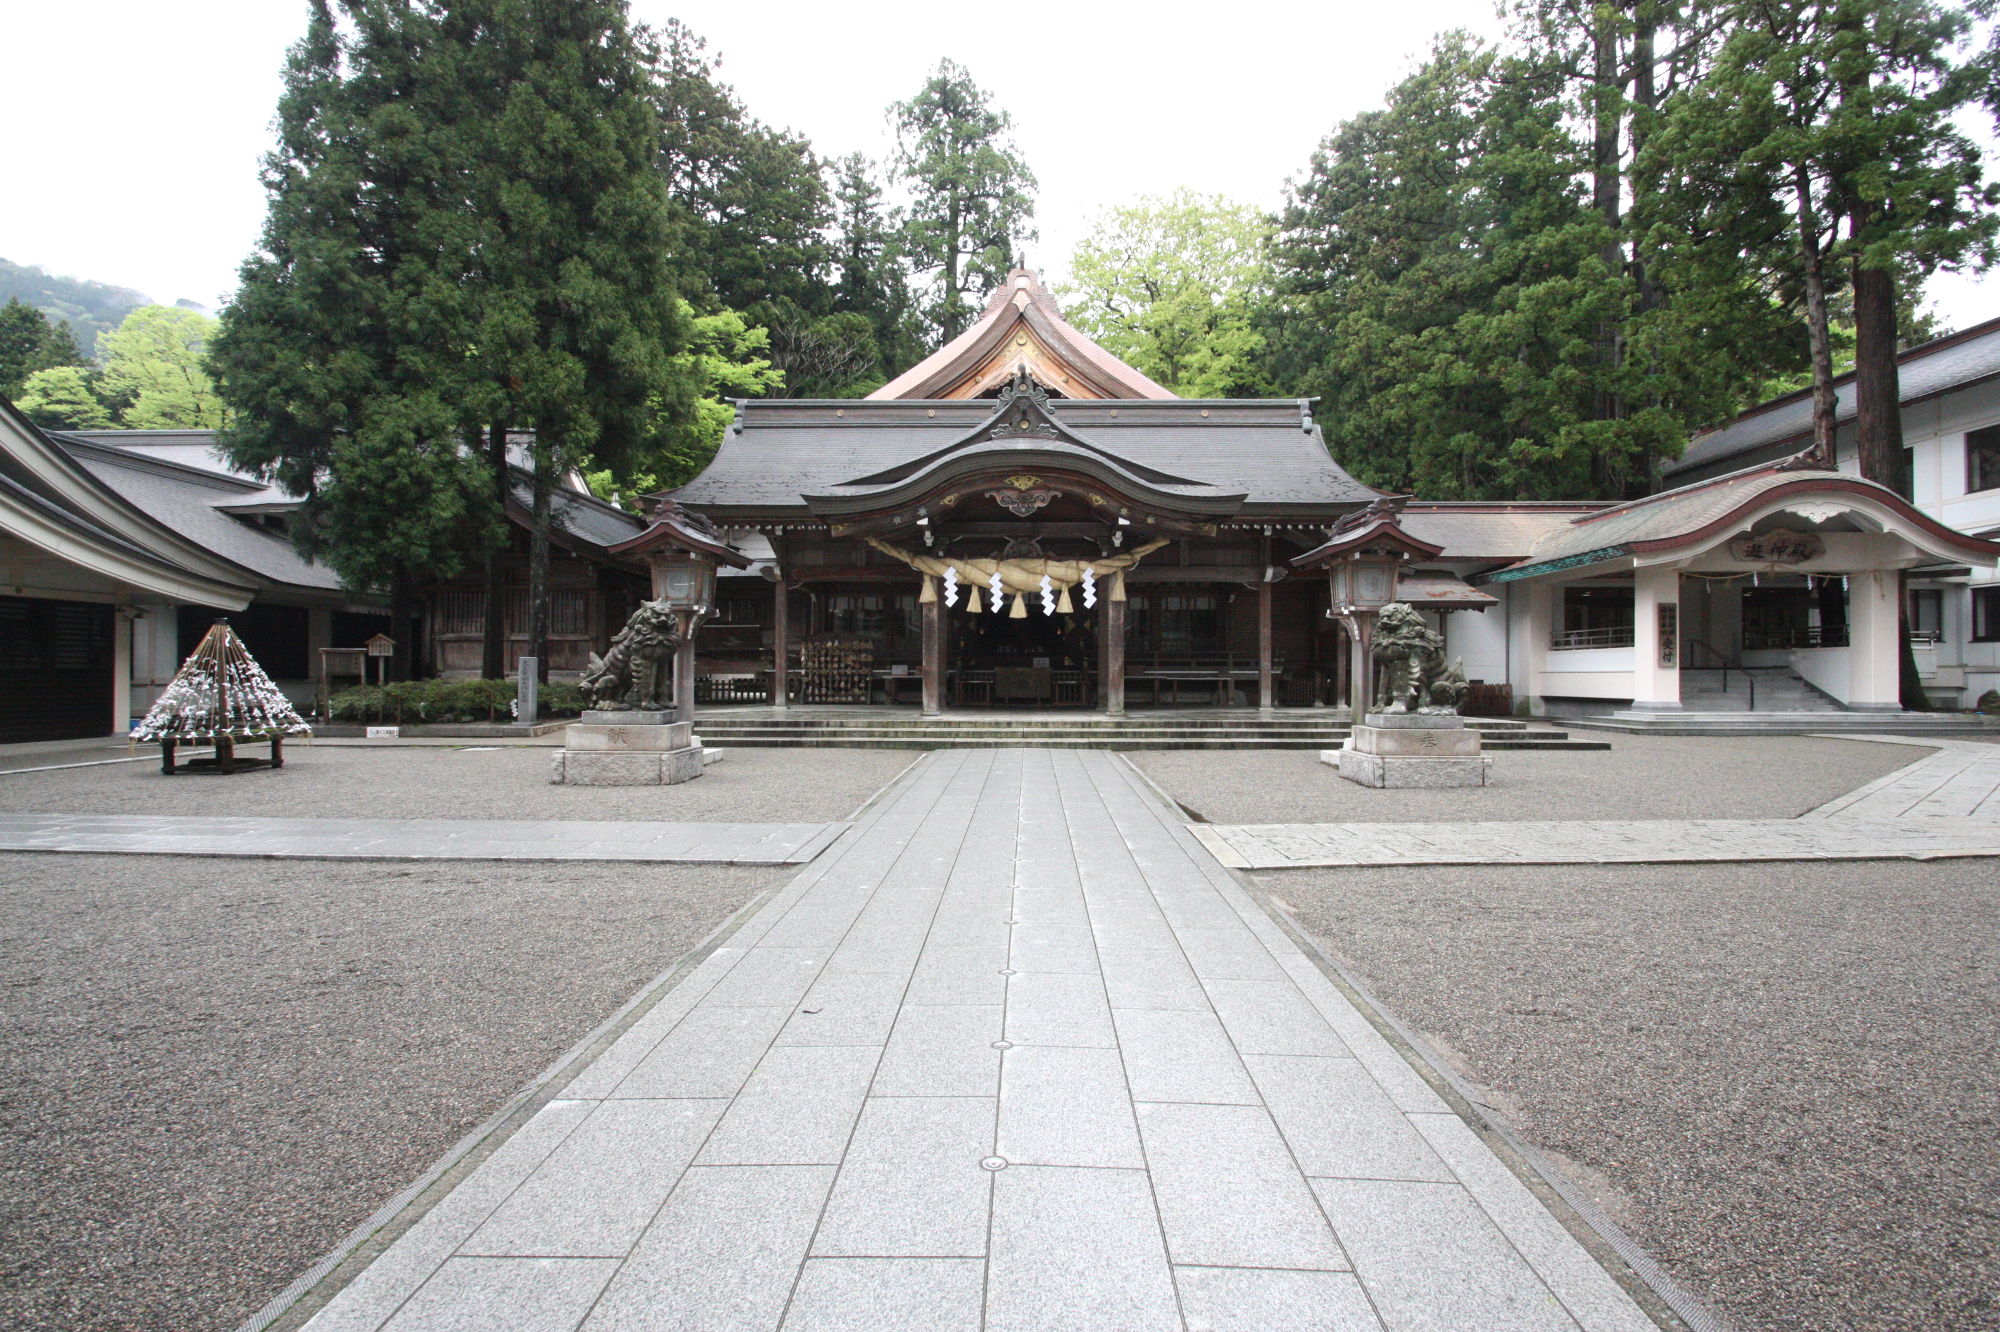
[673,615,696,725]
[1257,536,1274,713]
[1104,571,1127,716]
[770,576,789,709]
[920,575,943,716]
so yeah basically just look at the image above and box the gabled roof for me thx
[871,269,1176,400]
[1397,502,1614,563]
[1488,463,2000,581]
[671,396,1377,520]
[0,402,258,607]
[1666,315,2000,478]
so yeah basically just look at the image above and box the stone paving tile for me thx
[986,1166,1182,1332]
[0,811,847,862]
[695,1047,880,1167]
[583,1166,834,1332]
[1173,1265,1385,1332]
[780,1258,986,1332]
[809,1096,995,1259]
[1111,1007,1261,1105]
[870,1004,1003,1098]
[997,1045,1144,1169]
[1313,1178,1582,1331]
[1136,1101,1348,1272]
[462,1099,724,1257]
[287,748,1670,1332]
[379,1256,618,1331]
[1248,1055,1453,1183]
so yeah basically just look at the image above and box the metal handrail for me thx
[1682,638,1754,711]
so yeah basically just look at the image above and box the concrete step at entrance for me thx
[693,722,1606,751]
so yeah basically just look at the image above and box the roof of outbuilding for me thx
[669,397,1378,518]
[1397,503,1612,562]
[1666,316,2000,477]
[61,440,345,592]
[1488,464,2000,580]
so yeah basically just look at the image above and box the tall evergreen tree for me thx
[1269,35,1668,499]
[0,298,86,400]
[213,0,492,680]
[215,0,692,681]
[891,60,1037,343]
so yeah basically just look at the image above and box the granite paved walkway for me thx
[1197,735,2000,870]
[289,749,1659,1332]
[0,812,848,864]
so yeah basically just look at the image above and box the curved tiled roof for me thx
[871,269,1176,400]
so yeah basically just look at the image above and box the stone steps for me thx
[1566,710,2000,736]
[691,723,1607,751]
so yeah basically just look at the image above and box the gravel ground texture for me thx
[0,852,791,1332]
[0,743,913,823]
[1265,858,2000,1332]
[1134,731,1929,824]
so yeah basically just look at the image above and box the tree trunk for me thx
[1792,168,1839,464]
[527,452,553,686]
[388,565,415,683]
[1851,256,1929,709]
[1852,262,1907,492]
[942,195,963,342]
[1589,12,1627,497]
[1628,13,1666,493]
[482,422,509,679]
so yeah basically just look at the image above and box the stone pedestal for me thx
[1327,713,1490,788]
[550,710,706,786]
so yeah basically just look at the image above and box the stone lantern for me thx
[1289,499,1441,719]
[610,501,749,726]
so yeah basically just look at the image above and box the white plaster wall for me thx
[1790,646,1853,704]
[1443,600,1509,685]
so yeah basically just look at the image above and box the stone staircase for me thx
[691,711,1609,751]
[1677,666,1833,712]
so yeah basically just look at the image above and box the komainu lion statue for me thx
[582,599,680,711]
[1371,602,1470,716]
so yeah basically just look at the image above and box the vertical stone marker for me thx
[516,656,539,727]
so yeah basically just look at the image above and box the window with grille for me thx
[437,592,485,636]
[1968,425,2000,494]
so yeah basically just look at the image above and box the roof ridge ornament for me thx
[988,368,1061,440]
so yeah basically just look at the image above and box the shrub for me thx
[328,677,588,723]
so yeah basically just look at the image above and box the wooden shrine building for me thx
[670,269,1474,713]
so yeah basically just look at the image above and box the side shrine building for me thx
[664,270,2000,721]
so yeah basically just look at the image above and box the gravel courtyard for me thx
[0,747,910,1332]
[0,853,786,1332]
[0,743,914,823]
[1262,858,2000,1332]
[1133,731,1929,824]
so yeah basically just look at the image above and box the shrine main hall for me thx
[669,269,1993,722]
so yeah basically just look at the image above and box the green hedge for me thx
[328,678,586,724]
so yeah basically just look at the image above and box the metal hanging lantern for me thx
[1326,547,1405,615]
[654,550,719,615]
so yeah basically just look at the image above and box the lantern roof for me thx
[608,499,752,566]
[1289,497,1444,569]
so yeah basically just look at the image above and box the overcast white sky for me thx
[1,0,1994,327]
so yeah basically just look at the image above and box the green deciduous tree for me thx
[1059,190,1275,397]
[891,60,1037,344]
[16,365,114,429]
[99,305,231,429]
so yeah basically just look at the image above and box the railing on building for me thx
[1550,625,1636,650]
[1741,625,1850,650]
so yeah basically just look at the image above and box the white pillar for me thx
[1845,569,1902,710]
[1631,564,1682,710]
[1515,582,1553,716]
[113,603,133,736]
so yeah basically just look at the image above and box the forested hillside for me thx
[0,259,152,358]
